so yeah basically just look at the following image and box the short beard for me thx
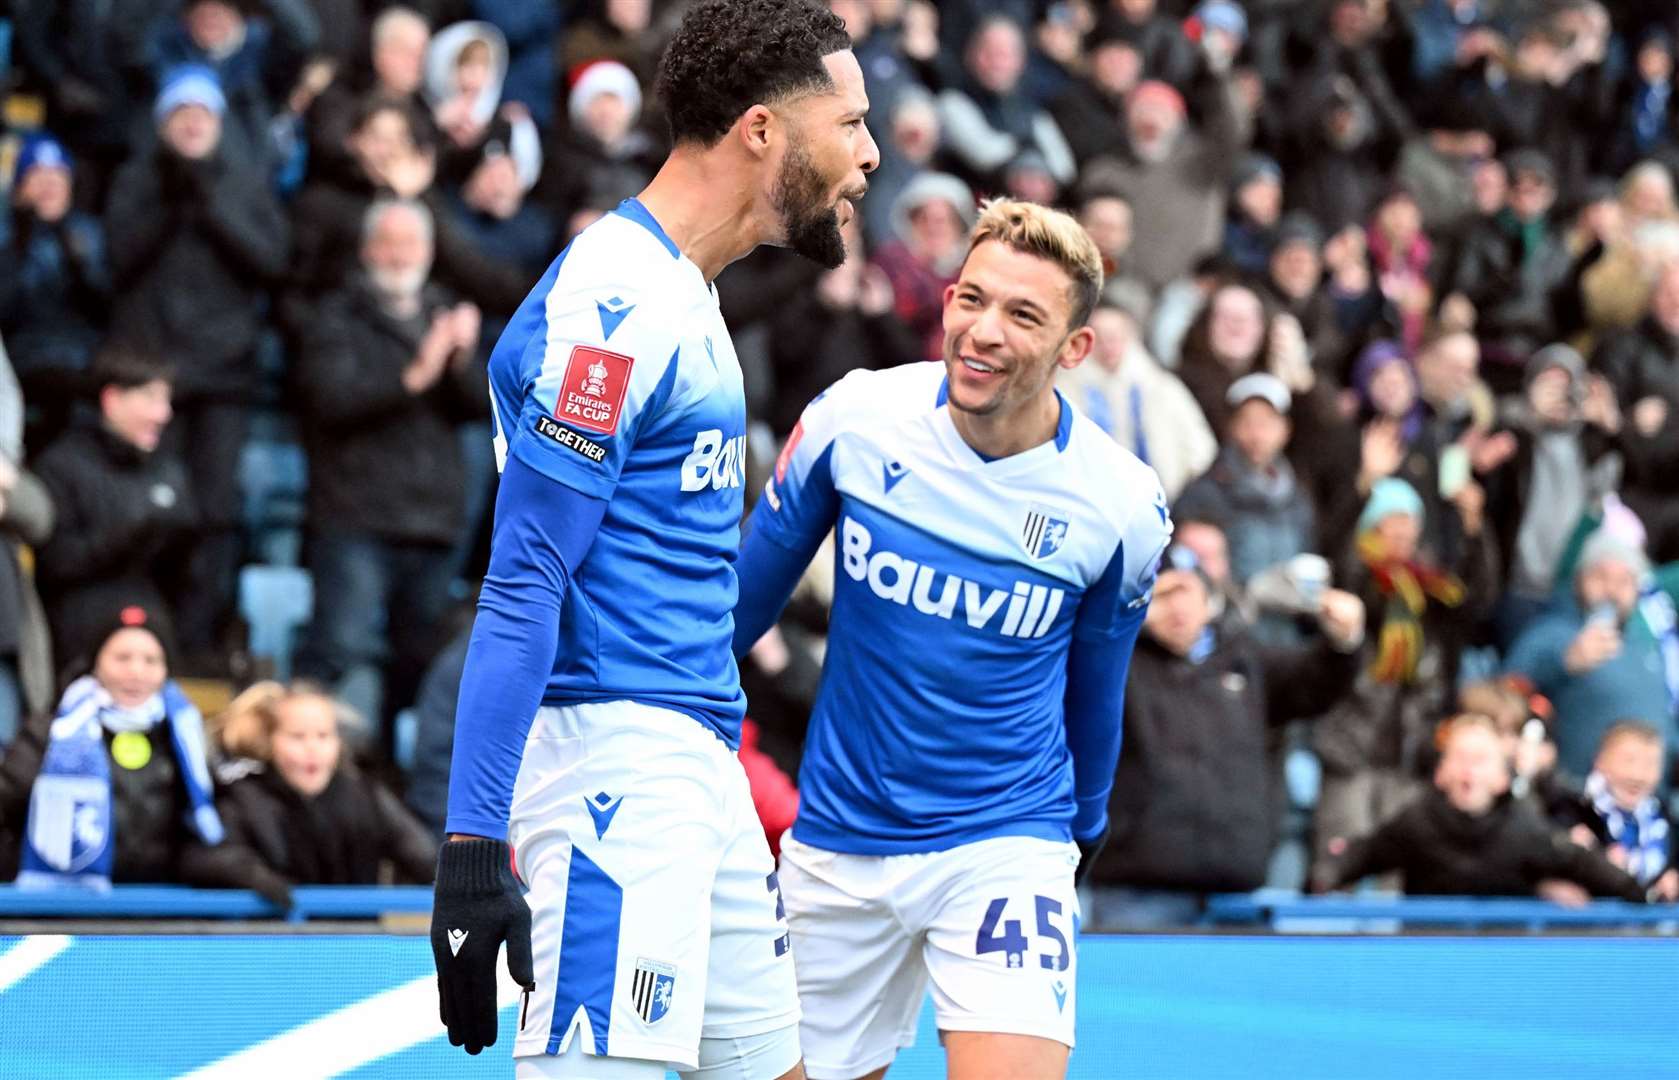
[772,136,846,269]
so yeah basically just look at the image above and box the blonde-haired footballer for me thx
[733,199,1172,1080]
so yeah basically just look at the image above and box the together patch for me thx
[534,415,607,462]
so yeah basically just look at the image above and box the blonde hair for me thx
[966,198,1104,329]
[213,679,345,763]
[1600,720,1663,754]
[1434,711,1502,753]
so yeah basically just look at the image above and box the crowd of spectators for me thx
[0,0,1677,921]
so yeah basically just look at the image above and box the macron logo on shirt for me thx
[841,516,1064,639]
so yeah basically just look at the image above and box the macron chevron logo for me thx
[585,792,624,840]
[883,460,909,493]
[596,297,634,341]
[1052,980,1068,1013]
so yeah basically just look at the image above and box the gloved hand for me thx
[251,868,295,913]
[431,838,535,1054]
[1074,826,1110,889]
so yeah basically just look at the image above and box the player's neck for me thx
[950,391,1061,461]
[638,152,770,282]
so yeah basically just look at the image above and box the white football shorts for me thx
[509,700,800,1072]
[777,833,1081,1080]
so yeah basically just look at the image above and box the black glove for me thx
[1074,827,1110,889]
[431,838,535,1055]
[251,868,295,913]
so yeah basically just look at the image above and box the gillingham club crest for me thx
[1021,504,1070,560]
[632,958,676,1025]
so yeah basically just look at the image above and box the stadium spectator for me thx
[105,65,289,667]
[1082,74,1253,290]
[870,173,974,364]
[1607,26,1679,178]
[1323,713,1645,901]
[423,21,543,190]
[1593,261,1679,560]
[767,217,918,436]
[1393,99,1497,241]
[1048,16,1142,170]
[1261,213,1380,385]
[1083,543,1364,929]
[1102,0,1197,91]
[403,621,471,838]
[1176,373,1316,593]
[1548,722,1679,900]
[1076,186,1151,301]
[1366,187,1436,354]
[859,87,942,248]
[1445,148,1574,395]
[0,608,263,895]
[1057,296,1215,501]
[935,16,1077,192]
[287,94,531,333]
[472,0,561,129]
[308,6,431,183]
[0,134,111,411]
[32,352,195,675]
[9,1,157,202]
[1223,152,1284,275]
[1505,526,1679,782]
[0,344,54,748]
[1481,345,1623,641]
[293,198,486,737]
[1312,477,1497,886]
[1460,677,1561,805]
[210,681,437,902]
[540,59,659,226]
[148,0,322,173]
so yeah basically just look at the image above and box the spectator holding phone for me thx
[1506,526,1679,782]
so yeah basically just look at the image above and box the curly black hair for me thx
[656,0,853,147]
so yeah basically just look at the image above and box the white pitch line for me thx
[0,935,74,994]
[178,951,526,1080]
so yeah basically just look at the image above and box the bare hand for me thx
[1633,396,1669,438]
[1605,843,1629,869]
[404,314,456,393]
[816,261,861,310]
[1461,429,1517,475]
[1536,878,1591,908]
[449,302,482,358]
[1653,869,1679,903]
[902,1,940,61]
[1267,313,1313,393]
[1359,418,1405,490]
[858,266,895,318]
[1580,376,1621,434]
[1317,589,1366,651]
[1564,622,1622,674]
[1568,824,1598,848]
[1452,479,1486,537]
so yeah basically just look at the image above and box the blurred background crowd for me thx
[0,0,1676,925]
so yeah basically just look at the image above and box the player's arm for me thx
[732,380,852,656]
[1063,484,1171,881]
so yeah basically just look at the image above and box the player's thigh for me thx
[943,1032,1068,1080]
[922,837,1081,1053]
[511,702,733,1071]
[778,836,929,1080]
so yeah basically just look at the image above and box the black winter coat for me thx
[1594,318,1679,497]
[213,765,437,887]
[1333,789,1645,900]
[32,419,197,668]
[1090,624,1359,893]
[104,147,288,399]
[295,279,488,544]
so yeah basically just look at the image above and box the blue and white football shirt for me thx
[738,362,1171,855]
[487,199,749,737]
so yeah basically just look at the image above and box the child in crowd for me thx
[1549,722,1679,901]
[1459,677,1559,803]
[0,608,269,897]
[210,682,436,903]
[1325,714,1645,901]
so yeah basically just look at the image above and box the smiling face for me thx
[1595,730,1664,809]
[941,239,1091,420]
[766,50,878,269]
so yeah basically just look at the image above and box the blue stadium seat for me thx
[239,422,309,567]
[239,566,313,681]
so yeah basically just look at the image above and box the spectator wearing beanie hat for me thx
[0,133,111,441]
[1507,525,1679,782]
[870,172,976,364]
[104,64,288,670]
[0,606,275,899]
[1224,153,1284,275]
[1048,15,1144,169]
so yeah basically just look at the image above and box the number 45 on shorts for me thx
[975,895,1072,971]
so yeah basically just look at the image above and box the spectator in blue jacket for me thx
[1506,527,1679,784]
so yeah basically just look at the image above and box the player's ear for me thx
[1057,325,1096,371]
[739,104,776,160]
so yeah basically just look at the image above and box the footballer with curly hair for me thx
[429,3,876,1079]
